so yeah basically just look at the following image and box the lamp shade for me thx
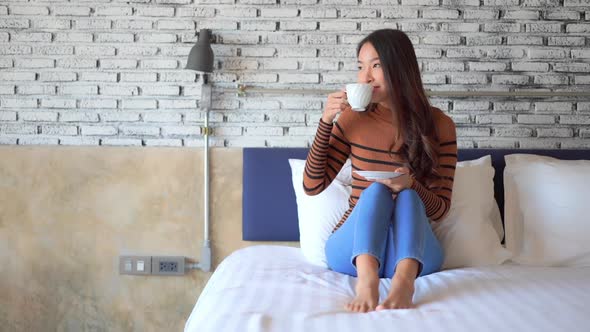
[185,29,214,73]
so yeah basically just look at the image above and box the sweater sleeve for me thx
[410,114,458,222]
[303,117,352,196]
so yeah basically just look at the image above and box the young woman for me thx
[303,29,458,313]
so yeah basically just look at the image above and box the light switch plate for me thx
[119,255,151,275]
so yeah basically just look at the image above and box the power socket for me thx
[119,255,151,275]
[151,256,185,276]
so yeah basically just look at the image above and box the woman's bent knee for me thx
[397,188,419,201]
[395,188,429,223]
[362,182,391,197]
[397,189,426,209]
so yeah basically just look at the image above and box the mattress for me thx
[185,245,590,332]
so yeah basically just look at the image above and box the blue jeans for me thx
[325,183,444,278]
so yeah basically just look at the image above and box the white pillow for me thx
[289,156,510,269]
[288,159,352,267]
[504,154,590,267]
[433,155,512,269]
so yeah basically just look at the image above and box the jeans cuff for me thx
[350,250,383,271]
[394,256,424,277]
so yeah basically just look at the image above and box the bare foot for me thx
[346,275,379,313]
[376,275,415,310]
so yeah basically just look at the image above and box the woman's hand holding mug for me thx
[321,89,350,124]
[322,84,374,123]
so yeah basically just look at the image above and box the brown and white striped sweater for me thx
[303,105,458,232]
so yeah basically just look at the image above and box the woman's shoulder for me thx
[430,107,456,141]
[431,107,456,130]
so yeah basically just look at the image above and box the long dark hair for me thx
[357,29,439,183]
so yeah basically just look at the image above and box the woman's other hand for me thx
[374,167,414,199]
[321,89,350,123]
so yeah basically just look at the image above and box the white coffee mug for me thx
[345,84,373,112]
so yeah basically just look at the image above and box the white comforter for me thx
[185,245,590,332]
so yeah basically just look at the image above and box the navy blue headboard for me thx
[242,148,590,241]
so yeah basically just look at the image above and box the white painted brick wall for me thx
[0,2,588,148]
[59,112,100,123]
[517,115,556,124]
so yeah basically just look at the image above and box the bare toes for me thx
[376,300,414,311]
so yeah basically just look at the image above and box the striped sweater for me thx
[303,105,458,232]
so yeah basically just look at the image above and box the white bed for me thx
[185,148,590,331]
[185,245,590,332]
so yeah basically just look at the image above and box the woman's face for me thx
[357,42,388,106]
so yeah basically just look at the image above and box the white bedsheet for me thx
[185,245,590,332]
